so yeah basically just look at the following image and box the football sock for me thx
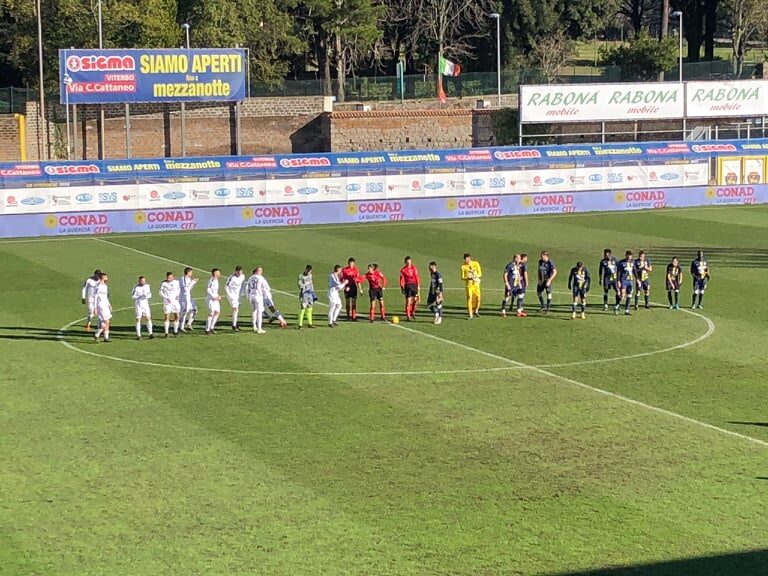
[232,310,239,327]
[546,295,552,310]
[644,294,649,307]
[667,291,674,306]
[517,296,524,311]
[136,321,142,337]
[307,307,313,325]
[580,303,585,313]
[571,302,577,313]
[674,292,679,305]
[173,320,179,333]
[380,302,386,318]
[625,297,631,310]
[538,294,545,308]
[603,292,608,306]
[692,293,697,307]
[104,329,109,340]
[698,293,704,306]
[164,320,170,334]
[298,309,306,326]
[146,320,153,335]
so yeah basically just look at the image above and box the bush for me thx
[600,33,678,81]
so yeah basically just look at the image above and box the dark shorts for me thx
[572,288,587,299]
[345,283,358,299]
[620,280,634,294]
[403,283,418,298]
[369,287,384,301]
[602,280,618,292]
[637,280,650,291]
[693,277,708,292]
[666,281,680,291]
[537,282,552,295]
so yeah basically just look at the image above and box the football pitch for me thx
[2,205,768,575]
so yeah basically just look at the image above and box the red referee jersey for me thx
[399,265,420,288]
[366,270,386,290]
[341,266,362,285]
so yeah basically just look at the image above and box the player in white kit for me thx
[131,275,155,340]
[225,265,246,332]
[180,267,199,331]
[81,269,102,332]
[328,265,348,327]
[246,267,267,334]
[93,272,112,343]
[159,272,181,337]
[205,268,222,335]
[261,271,288,328]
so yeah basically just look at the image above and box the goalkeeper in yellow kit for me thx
[460,252,483,318]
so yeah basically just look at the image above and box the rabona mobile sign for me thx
[520,83,684,123]
[521,80,768,124]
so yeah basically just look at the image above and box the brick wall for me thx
[325,109,496,152]
[20,96,326,161]
[335,94,519,111]
[0,115,22,161]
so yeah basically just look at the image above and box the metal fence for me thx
[1,61,761,110]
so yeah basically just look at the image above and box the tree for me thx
[620,0,660,34]
[410,0,496,62]
[723,0,768,76]
[600,31,678,80]
[529,29,576,84]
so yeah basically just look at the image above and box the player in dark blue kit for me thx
[518,253,529,316]
[567,262,591,320]
[536,251,557,314]
[666,256,683,310]
[633,250,653,310]
[427,261,444,324]
[598,248,619,311]
[690,250,710,309]
[616,250,635,316]
[502,254,523,317]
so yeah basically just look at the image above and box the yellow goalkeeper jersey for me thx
[460,261,482,286]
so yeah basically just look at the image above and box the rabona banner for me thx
[521,80,768,123]
[58,48,247,104]
[520,83,685,123]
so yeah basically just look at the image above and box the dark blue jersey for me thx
[634,258,652,282]
[617,258,635,283]
[429,271,444,298]
[691,258,709,279]
[598,256,618,283]
[538,259,556,283]
[568,267,591,292]
[520,262,528,287]
[666,263,683,287]
[504,261,522,289]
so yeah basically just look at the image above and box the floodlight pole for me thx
[181,23,190,157]
[36,0,47,160]
[98,0,106,159]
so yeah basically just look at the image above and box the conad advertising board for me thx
[520,80,768,123]
[0,139,766,238]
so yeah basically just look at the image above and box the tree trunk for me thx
[703,0,718,60]
[683,0,705,63]
[658,0,670,80]
[322,38,332,97]
[335,34,345,103]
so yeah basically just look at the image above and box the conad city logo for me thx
[614,190,667,208]
[44,213,112,234]
[705,186,757,204]
[345,201,404,221]
[134,210,197,230]
[521,194,576,213]
[446,197,502,216]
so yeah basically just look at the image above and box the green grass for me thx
[574,39,767,67]
[2,205,768,575]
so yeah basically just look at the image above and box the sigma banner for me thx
[58,48,247,104]
[520,83,685,123]
[520,80,768,124]
[0,184,764,238]
[685,81,768,118]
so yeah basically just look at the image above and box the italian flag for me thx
[439,55,461,77]
[437,54,461,103]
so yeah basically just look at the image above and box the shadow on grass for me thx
[728,421,768,428]
[646,246,768,269]
[549,549,768,576]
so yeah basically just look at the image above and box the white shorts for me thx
[329,292,342,306]
[250,298,264,313]
[86,298,96,317]
[97,306,112,322]
[164,300,181,315]
[226,292,241,308]
[135,301,151,319]
[207,299,221,314]
[181,296,197,314]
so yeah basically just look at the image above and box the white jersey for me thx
[207,277,220,301]
[261,277,275,306]
[159,280,181,303]
[328,273,346,302]
[226,273,245,295]
[95,282,111,320]
[180,275,198,302]
[131,283,152,317]
[246,274,266,303]
[82,276,99,302]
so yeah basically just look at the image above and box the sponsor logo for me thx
[617,190,668,209]
[135,209,198,230]
[524,194,577,213]
[387,183,410,193]
[494,149,542,160]
[691,143,738,153]
[470,179,485,187]
[684,170,704,181]
[489,177,505,188]
[608,173,624,183]
[365,182,384,194]
[346,201,404,221]
[66,54,136,73]
[545,177,564,185]
[346,183,361,192]
[75,193,93,203]
[531,175,543,186]
[242,205,304,226]
[163,191,185,201]
[709,186,757,204]
[660,172,679,181]
[424,182,445,190]
[212,188,230,198]
[21,196,45,206]
[149,190,161,201]
[448,180,465,191]
[235,187,254,198]
[45,213,112,234]
[6,196,17,206]
[283,186,294,196]
[447,197,503,217]
[98,191,118,204]
[225,157,277,169]
[43,164,101,176]
[589,174,603,183]
[191,189,211,200]
[297,187,318,196]
[569,176,586,185]
[322,184,342,195]
[0,166,41,177]
[278,157,331,168]
[51,194,71,206]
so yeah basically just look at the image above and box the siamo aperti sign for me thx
[521,80,768,123]
[58,48,247,104]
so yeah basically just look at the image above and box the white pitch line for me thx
[87,237,767,449]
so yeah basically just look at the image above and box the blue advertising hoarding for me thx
[58,48,247,104]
